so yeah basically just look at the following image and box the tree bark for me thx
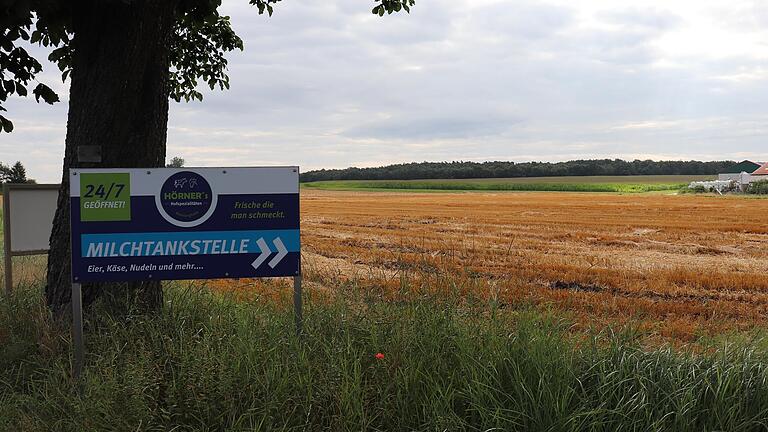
[46,0,177,315]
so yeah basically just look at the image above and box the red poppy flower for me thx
[375,353,385,360]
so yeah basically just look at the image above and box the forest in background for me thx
[301,159,737,182]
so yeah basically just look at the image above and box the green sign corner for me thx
[79,172,131,222]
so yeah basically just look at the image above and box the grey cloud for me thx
[599,8,682,30]
[467,1,575,40]
[341,114,521,140]
[2,0,767,182]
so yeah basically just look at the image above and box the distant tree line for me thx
[166,156,185,168]
[301,159,736,182]
[0,161,32,184]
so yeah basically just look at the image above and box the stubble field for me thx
[4,190,768,342]
[284,190,768,342]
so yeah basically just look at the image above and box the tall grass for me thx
[303,180,687,193]
[2,283,768,431]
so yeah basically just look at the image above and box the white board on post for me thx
[3,184,60,294]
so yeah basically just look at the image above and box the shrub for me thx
[748,180,768,195]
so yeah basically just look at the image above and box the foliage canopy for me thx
[166,156,185,168]
[300,159,737,182]
[0,160,29,183]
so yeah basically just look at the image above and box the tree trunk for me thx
[46,0,177,315]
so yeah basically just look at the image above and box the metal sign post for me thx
[71,283,85,379]
[68,167,301,378]
[293,271,303,336]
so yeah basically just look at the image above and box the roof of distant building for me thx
[752,162,768,176]
[724,160,762,174]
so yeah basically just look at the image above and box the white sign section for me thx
[70,167,300,283]
[6,186,58,253]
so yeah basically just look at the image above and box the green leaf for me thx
[3,80,15,95]
[30,31,42,45]
[32,84,60,104]
[0,38,12,52]
[0,115,14,133]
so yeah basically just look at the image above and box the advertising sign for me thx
[70,167,300,283]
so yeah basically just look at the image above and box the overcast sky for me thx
[2,0,767,182]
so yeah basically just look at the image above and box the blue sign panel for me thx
[70,167,300,282]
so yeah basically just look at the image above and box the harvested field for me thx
[5,191,768,342]
[289,190,768,342]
